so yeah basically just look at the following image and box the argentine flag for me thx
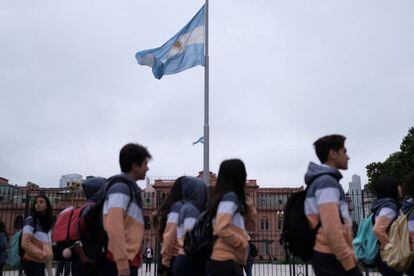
[135,5,205,79]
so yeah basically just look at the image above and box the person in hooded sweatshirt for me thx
[153,176,184,276]
[209,159,257,276]
[171,176,207,276]
[371,176,401,276]
[21,195,53,276]
[71,176,106,276]
[402,172,414,276]
[304,134,362,276]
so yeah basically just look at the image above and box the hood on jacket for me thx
[371,198,399,213]
[182,176,207,211]
[82,177,106,201]
[401,198,414,213]
[304,162,342,186]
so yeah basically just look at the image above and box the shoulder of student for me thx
[106,181,134,196]
[169,201,183,213]
[221,191,240,204]
[180,203,200,219]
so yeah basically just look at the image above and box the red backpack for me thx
[53,206,85,242]
[52,204,93,261]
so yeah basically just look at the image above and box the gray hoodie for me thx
[176,176,207,254]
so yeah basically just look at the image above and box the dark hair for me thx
[0,221,8,241]
[31,195,53,232]
[373,175,399,200]
[153,177,184,240]
[403,171,414,198]
[313,134,346,163]
[119,143,152,173]
[208,159,247,217]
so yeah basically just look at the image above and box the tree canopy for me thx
[366,127,414,189]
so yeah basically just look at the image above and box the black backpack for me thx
[76,175,136,264]
[280,186,319,262]
[184,210,216,260]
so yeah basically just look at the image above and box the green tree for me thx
[366,127,414,189]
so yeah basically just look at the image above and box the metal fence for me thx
[0,186,378,276]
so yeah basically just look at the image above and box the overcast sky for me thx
[1,0,413,189]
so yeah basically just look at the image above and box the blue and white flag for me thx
[136,5,205,79]
[193,136,204,145]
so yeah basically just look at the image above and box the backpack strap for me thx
[104,175,140,211]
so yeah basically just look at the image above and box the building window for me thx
[260,217,269,231]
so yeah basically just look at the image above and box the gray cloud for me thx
[1,0,413,189]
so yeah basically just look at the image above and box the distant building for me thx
[60,174,83,189]
[349,174,364,223]
[1,172,302,261]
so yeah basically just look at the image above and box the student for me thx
[304,135,362,276]
[71,176,106,276]
[102,143,151,276]
[209,159,257,276]
[371,176,401,276]
[402,172,414,276]
[0,221,8,276]
[153,177,184,275]
[171,176,207,276]
[21,195,53,276]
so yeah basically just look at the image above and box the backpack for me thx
[280,187,319,261]
[52,204,94,261]
[53,175,136,264]
[5,230,22,268]
[381,207,414,272]
[183,210,216,260]
[352,213,379,265]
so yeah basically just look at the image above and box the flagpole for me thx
[203,0,210,186]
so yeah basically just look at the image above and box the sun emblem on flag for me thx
[173,40,183,50]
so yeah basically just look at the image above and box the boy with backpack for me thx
[101,143,151,276]
[304,134,362,276]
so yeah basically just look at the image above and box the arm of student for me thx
[104,189,131,273]
[214,213,246,248]
[319,203,355,271]
[373,216,393,248]
[161,222,177,267]
[21,227,45,260]
[106,207,129,272]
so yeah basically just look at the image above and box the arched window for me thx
[260,217,269,231]
[14,215,24,230]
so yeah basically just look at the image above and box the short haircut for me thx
[119,143,152,173]
[373,175,399,200]
[403,171,414,198]
[313,134,346,163]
